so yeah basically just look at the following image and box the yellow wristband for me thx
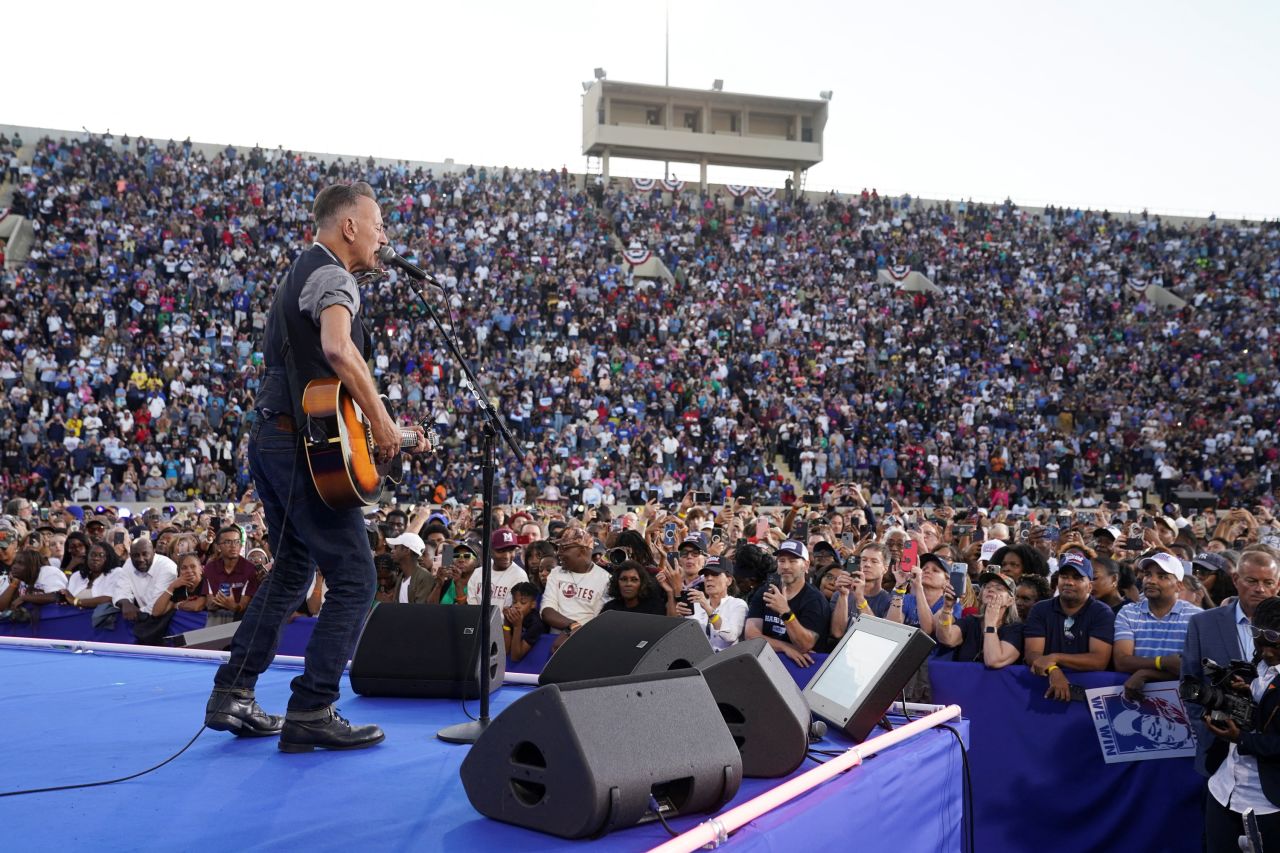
[858,600,870,611]
[784,612,797,623]
[1155,656,1163,672]
[709,613,721,623]
[1046,665,1061,675]
[503,625,512,632]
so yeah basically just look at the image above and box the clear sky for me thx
[7,0,1277,219]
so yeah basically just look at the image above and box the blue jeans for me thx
[213,416,375,713]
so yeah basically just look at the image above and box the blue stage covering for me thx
[0,647,966,852]
[0,604,315,655]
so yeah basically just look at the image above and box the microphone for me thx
[377,245,438,285]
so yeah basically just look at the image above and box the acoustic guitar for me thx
[301,377,435,510]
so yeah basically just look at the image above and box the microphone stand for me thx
[407,279,523,745]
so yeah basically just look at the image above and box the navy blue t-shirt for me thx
[748,582,829,647]
[1024,596,1115,656]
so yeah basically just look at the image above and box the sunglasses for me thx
[1250,625,1280,645]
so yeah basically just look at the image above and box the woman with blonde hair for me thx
[932,570,1024,668]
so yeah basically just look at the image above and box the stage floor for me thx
[0,646,966,851]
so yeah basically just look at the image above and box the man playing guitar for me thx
[206,181,431,753]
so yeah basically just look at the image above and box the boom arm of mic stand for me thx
[410,285,523,461]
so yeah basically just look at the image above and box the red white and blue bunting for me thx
[623,247,653,266]
[753,186,776,199]
[662,179,685,193]
[886,265,911,281]
[631,178,658,192]
[725,185,750,198]
[1126,277,1149,293]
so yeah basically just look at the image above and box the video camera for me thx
[1179,658,1258,729]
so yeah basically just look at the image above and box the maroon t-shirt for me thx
[201,557,260,605]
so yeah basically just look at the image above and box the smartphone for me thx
[1068,684,1089,703]
[802,493,821,505]
[1045,525,1060,544]
[841,532,856,550]
[949,570,968,597]
[113,531,126,545]
[1141,517,1156,530]
[693,491,712,504]
[792,520,809,541]
[900,540,919,575]
[1125,523,1144,551]
[953,523,974,537]
[234,513,252,525]
[1127,509,1139,522]
[663,522,677,548]
[1017,521,1031,542]
[755,517,769,540]
[441,543,455,568]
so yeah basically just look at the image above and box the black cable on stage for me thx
[939,724,976,853]
[0,426,301,798]
[648,795,680,837]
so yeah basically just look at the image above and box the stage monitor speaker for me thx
[460,669,742,839]
[538,610,713,686]
[695,638,811,778]
[802,615,936,742]
[166,620,240,650]
[350,603,504,699]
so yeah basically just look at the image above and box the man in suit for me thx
[1184,548,1280,776]
[1201,594,1280,851]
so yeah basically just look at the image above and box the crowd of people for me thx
[2,128,1279,513]
[5,481,1280,845]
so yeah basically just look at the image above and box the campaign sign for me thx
[1086,683,1197,764]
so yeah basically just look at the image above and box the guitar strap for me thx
[277,311,318,444]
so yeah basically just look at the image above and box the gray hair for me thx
[313,182,377,229]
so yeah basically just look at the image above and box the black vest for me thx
[254,244,371,422]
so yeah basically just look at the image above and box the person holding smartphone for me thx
[830,542,894,642]
[685,558,747,650]
[744,541,829,667]
[886,552,961,635]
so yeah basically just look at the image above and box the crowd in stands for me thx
[2,128,1279,513]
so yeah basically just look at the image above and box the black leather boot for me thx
[278,706,385,753]
[205,688,284,737]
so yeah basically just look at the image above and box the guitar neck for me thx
[399,431,420,450]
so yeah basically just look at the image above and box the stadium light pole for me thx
[664,0,669,182]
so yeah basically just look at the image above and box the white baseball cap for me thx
[386,532,426,556]
[1138,551,1185,582]
[980,539,1007,563]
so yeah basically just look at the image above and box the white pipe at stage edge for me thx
[646,705,964,853]
[0,637,547,687]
